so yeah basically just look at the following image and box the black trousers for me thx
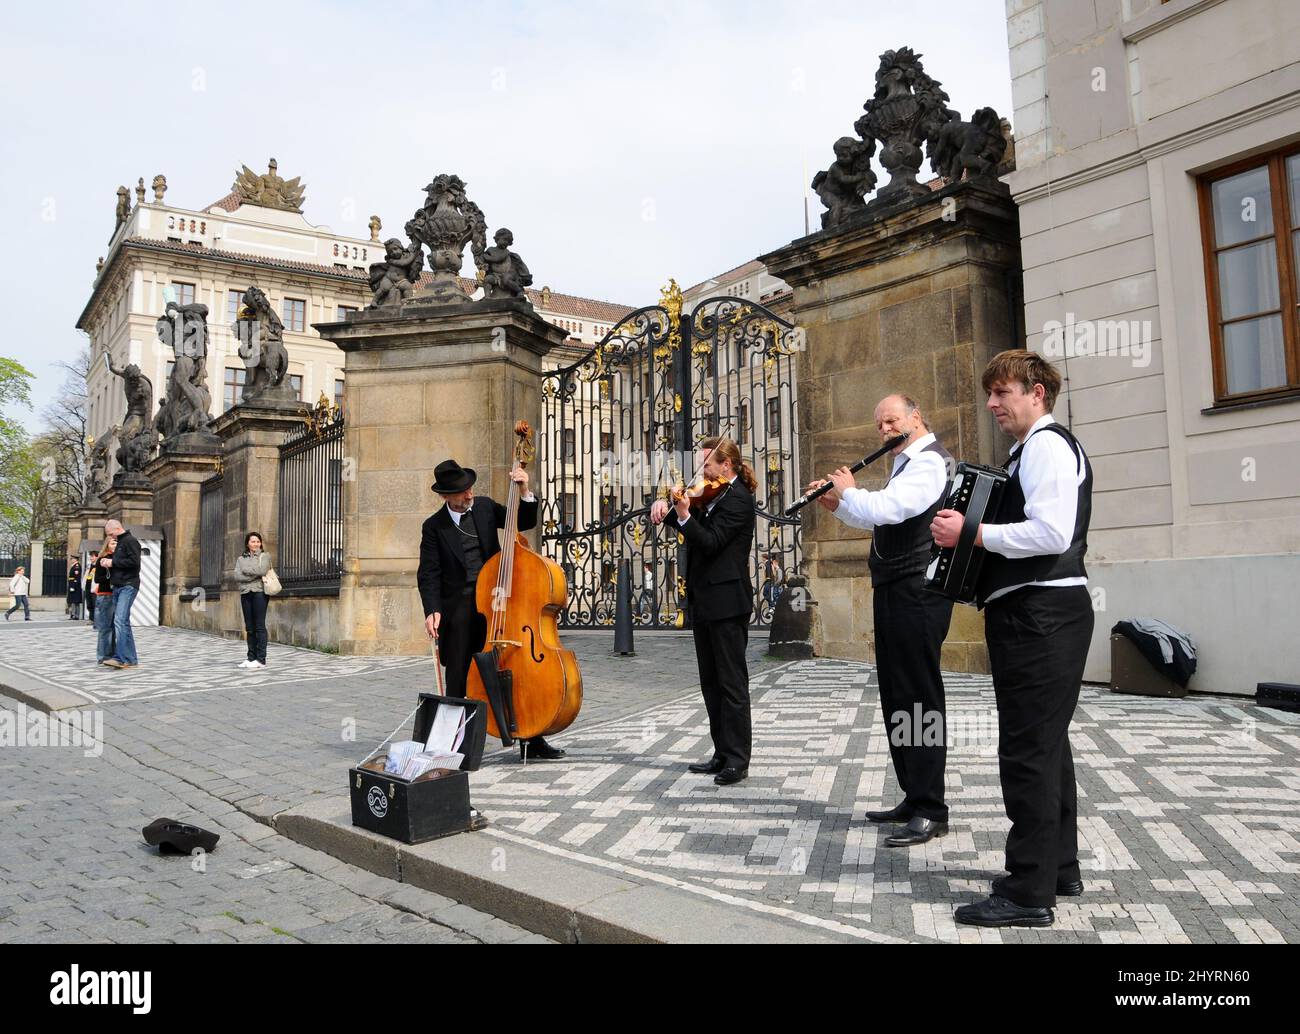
[691,615,751,769]
[873,576,954,822]
[241,591,268,663]
[437,590,487,699]
[985,585,1094,908]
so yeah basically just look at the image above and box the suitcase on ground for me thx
[1110,633,1188,698]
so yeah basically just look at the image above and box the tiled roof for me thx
[206,191,243,213]
[685,258,766,294]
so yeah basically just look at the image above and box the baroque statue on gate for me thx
[106,352,154,477]
[233,286,293,401]
[405,173,487,305]
[368,238,424,309]
[154,300,217,446]
[481,228,533,302]
[85,435,111,502]
[854,47,952,206]
[924,106,1008,185]
[812,136,877,229]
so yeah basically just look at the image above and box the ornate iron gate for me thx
[539,282,803,629]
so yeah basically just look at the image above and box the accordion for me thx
[923,462,1009,604]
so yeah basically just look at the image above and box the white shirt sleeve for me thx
[832,452,948,531]
[981,431,1081,558]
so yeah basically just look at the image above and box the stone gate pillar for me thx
[317,297,567,656]
[144,446,222,626]
[762,179,1022,673]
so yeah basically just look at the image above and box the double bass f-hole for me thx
[523,625,544,663]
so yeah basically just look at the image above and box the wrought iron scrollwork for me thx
[539,287,803,629]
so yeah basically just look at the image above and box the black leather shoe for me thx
[884,816,948,847]
[865,803,913,824]
[142,818,220,855]
[688,757,725,775]
[714,767,748,786]
[992,875,1084,899]
[520,737,566,761]
[955,895,1053,928]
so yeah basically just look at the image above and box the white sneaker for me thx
[249,661,266,669]
[238,659,250,669]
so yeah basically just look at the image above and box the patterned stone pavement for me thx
[470,659,1300,942]
[1,619,1296,943]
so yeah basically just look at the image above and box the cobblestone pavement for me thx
[1,620,1296,943]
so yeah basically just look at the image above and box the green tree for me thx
[0,357,37,552]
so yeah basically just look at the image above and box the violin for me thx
[670,475,731,510]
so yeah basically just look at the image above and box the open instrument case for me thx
[349,693,489,844]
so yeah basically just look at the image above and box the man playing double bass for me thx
[417,458,565,761]
[650,437,758,787]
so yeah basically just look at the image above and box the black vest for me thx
[868,439,952,587]
[976,422,1092,607]
[456,514,484,589]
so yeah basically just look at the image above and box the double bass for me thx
[466,421,583,751]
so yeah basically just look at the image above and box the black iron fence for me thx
[539,286,803,629]
[200,475,224,592]
[277,412,345,594]
[1,545,71,596]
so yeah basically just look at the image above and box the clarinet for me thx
[784,433,910,516]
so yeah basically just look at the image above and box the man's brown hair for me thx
[981,349,1063,411]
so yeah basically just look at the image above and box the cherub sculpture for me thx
[812,136,878,229]
[481,228,533,300]
[368,238,424,308]
[925,107,1007,184]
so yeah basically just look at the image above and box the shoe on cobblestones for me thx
[954,894,1054,928]
[688,756,725,774]
[884,816,947,847]
[238,659,252,669]
[249,661,266,669]
[714,767,748,786]
[102,658,125,669]
[865,803,913,823]
[142,818,220,854]
[992,875,1083,899]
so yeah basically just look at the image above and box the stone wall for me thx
[763,179,1023,673]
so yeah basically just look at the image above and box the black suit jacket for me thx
[417,495,539,618]
[665,479,756,621]
[109,531,141,590]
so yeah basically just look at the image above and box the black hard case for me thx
[348,694,488,845]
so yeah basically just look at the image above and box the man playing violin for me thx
[650,437,758,786]
[417,457,565,761]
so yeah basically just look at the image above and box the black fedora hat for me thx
[431,459,477,495]
[142,817,220,854]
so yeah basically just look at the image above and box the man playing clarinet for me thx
[931,350,1094,928]
[806,395,954,847]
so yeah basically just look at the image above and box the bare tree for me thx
[38,348,91,515]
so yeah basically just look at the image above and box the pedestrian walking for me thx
[84,553,98,622]
[234,532,272,669]
[92,539,116,662]
[5,567,31,621]
[98,519,141,669]
[67,558,83,620]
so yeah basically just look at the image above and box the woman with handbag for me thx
[234,531,280,670]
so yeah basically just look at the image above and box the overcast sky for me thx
[0,0,1012,419]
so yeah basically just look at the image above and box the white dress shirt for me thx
[448,492,535,528]
[832,432,948,531]
[981,414,1088,603]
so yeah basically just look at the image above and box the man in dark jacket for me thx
[416,458,563,761]
[650,437,758,786]
[99,519,141,669]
